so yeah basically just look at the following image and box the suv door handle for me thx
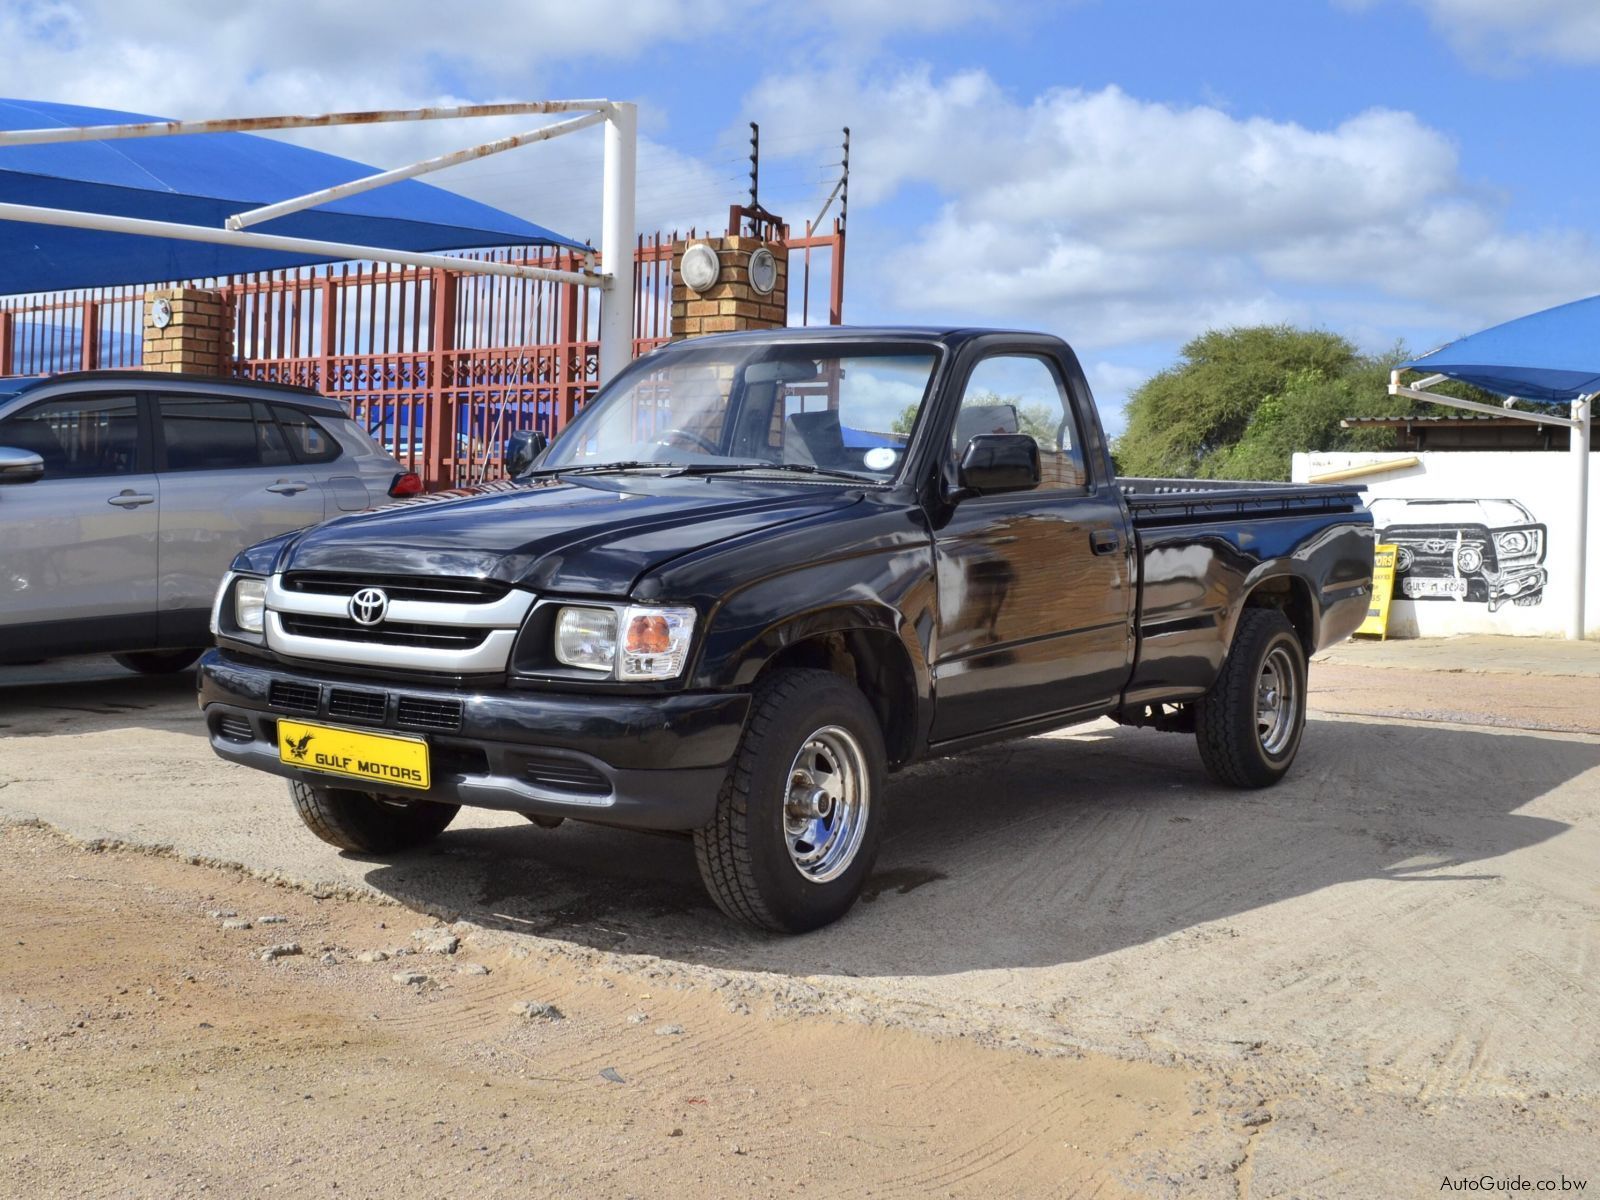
[266,480,310,495]
[107,491,155,508]
[1090,528,1121,554]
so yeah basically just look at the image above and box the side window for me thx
[952,356,1088,491]
[0,394,140,478]
[160,396,270,470]
[271,405,343,465]
[252,402,295,467]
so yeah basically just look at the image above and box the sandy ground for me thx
[1,639,1598,1197]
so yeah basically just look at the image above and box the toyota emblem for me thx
[348,587,389,626]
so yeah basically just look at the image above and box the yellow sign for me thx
[277,719,431,791]
[1356,543,1398,639]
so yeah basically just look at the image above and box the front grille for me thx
[279,613,489,650]
[216,714,255,743]
[327,687,386,724]
[282,572,510,605]
[523,753,611,797]
[268,679,321,714]
[396,695,463,731]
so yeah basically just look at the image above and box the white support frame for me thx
[0,99,638,381]
[1389,370,1592,640]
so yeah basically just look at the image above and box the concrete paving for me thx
[1317,632,1600,677]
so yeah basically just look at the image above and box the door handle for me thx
[1090,528,1121,555]
[107,491,155,508]
[266,480,310,495]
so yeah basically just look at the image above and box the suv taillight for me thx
[388,471,423,498]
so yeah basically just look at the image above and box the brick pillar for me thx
[670,235,788,340]
[142,287,233,374]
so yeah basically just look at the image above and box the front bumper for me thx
[197,651,748,831]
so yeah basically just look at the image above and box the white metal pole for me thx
[0,201,596,287]
[597,101,637,386]
[227,110,607,230]
[1571,395,1592,640]
[0,101,611,147]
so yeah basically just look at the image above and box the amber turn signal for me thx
[625,613,672,655]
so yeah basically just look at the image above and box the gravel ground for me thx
[1,644,1597,1197]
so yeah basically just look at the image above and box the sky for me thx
[5,0,1600,434]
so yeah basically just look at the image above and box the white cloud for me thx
[745,66,1600,352]
[1362,0,1600,66]
[0,0,993,244]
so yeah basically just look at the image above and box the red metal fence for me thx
[1,218,846,487]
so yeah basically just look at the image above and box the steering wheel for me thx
[656,426,720,455]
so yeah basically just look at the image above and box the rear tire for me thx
[112,648,201,675]
[1195,609,1307,788]
[694,669,886,934]
[289,781,459,853]
[522,813,565,829]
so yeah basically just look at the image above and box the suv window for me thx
[271,404,343,465]
[0,394,141,478]
[159,395,293,471]
[952,356,1087,491]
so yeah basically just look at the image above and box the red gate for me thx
[0,219,846,488]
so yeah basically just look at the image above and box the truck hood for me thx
[277,475,863,596]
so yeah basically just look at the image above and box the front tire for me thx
[112,648,201,675]
[1195,609,1307,788]
[694,669,886,933]
[289,781,459,853]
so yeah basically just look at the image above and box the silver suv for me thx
[0,371,411,673]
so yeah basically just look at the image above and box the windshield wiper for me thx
[665,461,879,483]
[526,460,674,478]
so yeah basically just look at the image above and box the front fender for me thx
[690,547,937,696]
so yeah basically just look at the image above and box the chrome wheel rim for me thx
[783,725,870,883]
[1256,645,1300,757]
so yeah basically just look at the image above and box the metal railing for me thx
[1,219,846,488]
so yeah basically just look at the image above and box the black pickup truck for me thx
[200,327,1373,931]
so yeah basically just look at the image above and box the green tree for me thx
[1111,325,1483,482]
[1115,326,1360,479]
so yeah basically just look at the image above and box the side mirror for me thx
[505,429,549,477]
[956,433,1040,497]
[0,446,44,485]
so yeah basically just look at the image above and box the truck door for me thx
[929,352,1132,742]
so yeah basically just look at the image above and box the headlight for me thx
[1455,545,1484,574]
[553,604,695,679]
[234,578,267,633]
[554,607,618,671]
[1496,531,1529,555]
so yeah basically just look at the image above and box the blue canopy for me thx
[0,98,586,294]
[1401,293,1600,404]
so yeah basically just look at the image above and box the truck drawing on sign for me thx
[1368,497,1547,612]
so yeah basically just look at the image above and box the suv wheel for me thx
[1195,608,1307,788]
[289,781,459,853]
[694,668,886,933]
[112,648,201,675]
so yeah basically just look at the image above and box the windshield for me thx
[539,342,940,482]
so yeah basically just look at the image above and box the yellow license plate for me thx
[277,719,430,791]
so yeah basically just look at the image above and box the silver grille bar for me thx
[263,574,534,673]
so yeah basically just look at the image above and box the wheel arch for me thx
[736,615,929,770]
[1229,571,1316,659]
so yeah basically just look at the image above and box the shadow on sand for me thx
[357,716,1597,981]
